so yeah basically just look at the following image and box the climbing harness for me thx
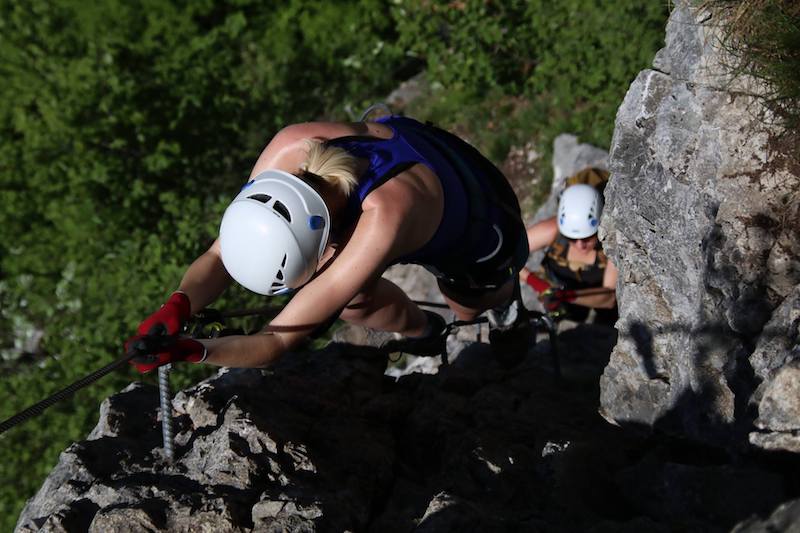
[383,310,560,379]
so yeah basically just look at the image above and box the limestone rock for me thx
[750,362,800,453]
[616,454,785,527]
[15,322,797,532]
[598,0,800,449]
[732,499,800,533]
[749,287,800,383]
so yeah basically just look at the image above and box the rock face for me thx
[14,337,620,533]
[599,1,800,451]
[733,499,800,533]
[17,332,795,532]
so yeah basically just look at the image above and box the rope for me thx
[411,300,450,309]
[0,352,137,436]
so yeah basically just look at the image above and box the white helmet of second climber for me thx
[219,169,331,295]
[557,183,603,239]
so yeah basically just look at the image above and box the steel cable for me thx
[0,353,136,436]
[0,304,561,437]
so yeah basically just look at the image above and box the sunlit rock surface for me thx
[599,0,800,451]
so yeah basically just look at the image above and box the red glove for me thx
[542,292,562,312]
[125,335,207,374]
[525,272,552,294]
[540,288,577,313]
[552,289,577,303]
[137,292,191,336]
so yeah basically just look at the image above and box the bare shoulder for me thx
[360,163,444,257]
[250,121,392,177]
[527,216,559,251]
[274,121,391,144]
[530,216,558,236]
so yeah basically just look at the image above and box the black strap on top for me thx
[414,122,524,225]
[408,123,525,274]
[324,134,419,194]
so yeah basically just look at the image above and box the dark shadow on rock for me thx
[616,446,786,531]
[612,316,799,531]
[39,498,99,533]
[619,318,789,450]
[627,320,661,380]
[19,323,799,533]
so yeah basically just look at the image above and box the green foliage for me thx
[397,0,668,190]
[0,1,404,528]
[701,0,800,130]
[0,0,668,529]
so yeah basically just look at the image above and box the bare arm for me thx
[199,206,405,368]
[189,125,431,367]
[519,217,559,282]
[570,259,618,309]
[177,239,233,314]
[173,123,377,314]
[526,217,559,252]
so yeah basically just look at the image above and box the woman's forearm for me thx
[178,246,233,314]
[572,290,616,309]
[200,331,288,368]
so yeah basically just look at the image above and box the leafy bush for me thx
[0,1,405,527]
[396,0,669,201]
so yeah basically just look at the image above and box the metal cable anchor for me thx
[158,364,174,462]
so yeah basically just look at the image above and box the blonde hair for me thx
[299,140,359,196]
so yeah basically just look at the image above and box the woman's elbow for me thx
[598,294,617,309]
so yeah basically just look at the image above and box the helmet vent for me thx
[276,269,284,281]
[273,201,291,222]
[281,254,287,268]
[248,193,272,204]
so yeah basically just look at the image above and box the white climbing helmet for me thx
[557,183,603,239]
[219,169,331,295]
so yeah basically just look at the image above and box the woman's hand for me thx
[538,287,572,312]
[137,292,191,336]
[125,335,206,373]
[524,272,553,294]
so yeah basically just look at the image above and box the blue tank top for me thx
[327,116,522,275]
